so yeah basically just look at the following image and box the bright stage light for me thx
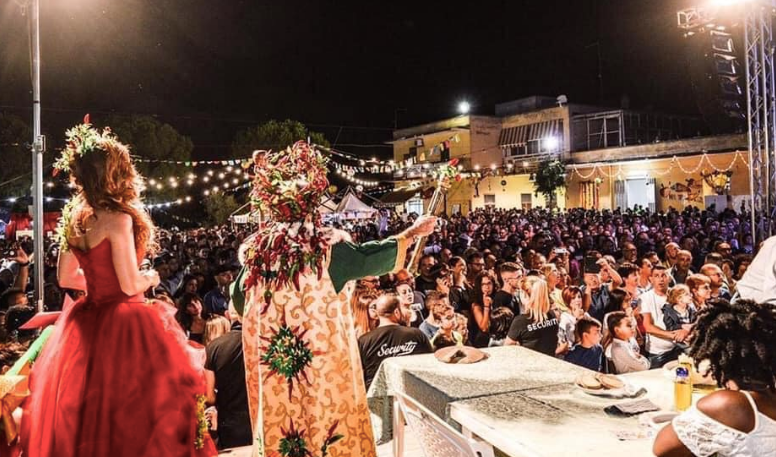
[458,101,471,114]
[543,136,560,150]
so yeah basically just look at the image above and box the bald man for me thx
[357,293,432,388]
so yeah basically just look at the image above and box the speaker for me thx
[684,28,746,134]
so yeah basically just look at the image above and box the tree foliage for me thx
[533,159,567,208]
[101,115,193,200]
[0,113,33,198]
[203,192,241,226]
[230,119,329,159]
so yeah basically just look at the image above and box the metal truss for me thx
[679,1,776,243]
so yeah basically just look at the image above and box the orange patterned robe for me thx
[239,235,408,457]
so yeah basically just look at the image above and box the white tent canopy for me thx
[335,191,377,220]
[318,198,338,214]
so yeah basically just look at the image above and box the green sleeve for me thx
[328,236,411,293]
[229,265,248,317]
[8,326,53,376]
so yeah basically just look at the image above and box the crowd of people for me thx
[0,203,769,450]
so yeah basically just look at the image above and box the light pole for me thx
[31,0,46,312]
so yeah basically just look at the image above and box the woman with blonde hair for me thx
[505,278,561,356]
[203,314,232,346]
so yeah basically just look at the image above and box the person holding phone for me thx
[582,256,622,323]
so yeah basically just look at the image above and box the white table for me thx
[449,368,710,457]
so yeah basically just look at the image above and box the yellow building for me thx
[383,96,747,215]
[565,133,749,212]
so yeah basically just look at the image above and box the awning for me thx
[378,188,421,207]
[499,119,563,148]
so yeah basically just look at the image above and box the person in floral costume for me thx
[231,141,435,457]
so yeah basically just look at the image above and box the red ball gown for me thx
[21,239,217,457]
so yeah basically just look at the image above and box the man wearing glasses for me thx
[493,262,523,315]
[466,252,485,285]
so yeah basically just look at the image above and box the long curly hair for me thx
[67,132,156,254]
[690,298,776,392]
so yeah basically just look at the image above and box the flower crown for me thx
[53,114,115,176]
[250,141,330,222]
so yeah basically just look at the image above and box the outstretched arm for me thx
[328,216,436,292]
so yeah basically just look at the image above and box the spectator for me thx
[487,306,514,347]
[176,292,207,344]
[414,254,437,295]
[541,263,564,313]
[636,256,654,294]
[358,293,432,388]
[493,262,523,315]
[505,279,561,356]
[203,314,232,347]
[641,265,684,368]
[204,306,252,449]
[419,291,451,340]
[700,263,732,300]
[429,307,462,350]
[668,250,694,286]
[686,273,712,310]
[620,242,638,265]
[357,276,380,290]
[203,264,233,316]
[662,284,697,337]
[351,288,380,339]
[618,263,641,303]
[174,274,199,300]
[565,316,603,372]
[448,256,472,314]
[603,312,650,374]
[466,252,485,284]
[470,271,498,347]
[662,242,680,269]
[557,286,585,349]
[582,258,621,323]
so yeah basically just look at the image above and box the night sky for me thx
[0,0,701,159]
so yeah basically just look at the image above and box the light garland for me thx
[569,151,750,181]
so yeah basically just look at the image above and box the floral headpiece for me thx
[53,114,115,176]
[249,141,330,222]
[244,141,331,306]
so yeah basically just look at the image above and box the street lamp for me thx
[543,136,560,151]
[457,101,471,115]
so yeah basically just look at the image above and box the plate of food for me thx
[575,373,640,398]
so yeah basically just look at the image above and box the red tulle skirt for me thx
[20,295,217,457]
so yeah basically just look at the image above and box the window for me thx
[406,197,423,216]
[521,193,532,210]
[484,194,496,206]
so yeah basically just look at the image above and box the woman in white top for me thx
[654,299,776,457]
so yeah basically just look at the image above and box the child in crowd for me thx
[564,316,603,372]
[662,284,697,351]
[603,311,650,374]
[488,306,514,347]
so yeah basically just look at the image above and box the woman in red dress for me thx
[21,119,216,457]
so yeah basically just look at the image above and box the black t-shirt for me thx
[204,324,252,448]
[507,313,560,357]
[449,285,473,313]
[493,290,520,315]
[358,325,432,388]
[415,276,437,295]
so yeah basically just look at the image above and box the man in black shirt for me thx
[492,262,522,315]
[414,254,438,295]
[358,293,432,388]
[205,310,251,449]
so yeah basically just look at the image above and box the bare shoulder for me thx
[697,390,756,433]
[102,211,133,233]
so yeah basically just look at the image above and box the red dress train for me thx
[21,239,216,457]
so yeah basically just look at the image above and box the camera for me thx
[4,249,16,258]
[554,248,567,255]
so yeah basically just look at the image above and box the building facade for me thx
[384,96,748,216]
